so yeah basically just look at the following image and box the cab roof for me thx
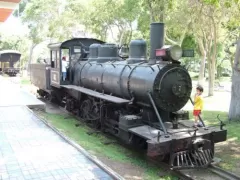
[47,38,105,50]
[0,50,21,62]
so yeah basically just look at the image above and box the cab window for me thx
[73,46,81,54]
[56,51,60,68]
[61,48,70,62]
[51,50,60,68]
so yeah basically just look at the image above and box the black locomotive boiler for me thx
[30,22,227,169]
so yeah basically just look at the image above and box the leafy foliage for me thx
[4,0,240,87]
[13,0,29,17]
[0,33,30,67]
[182,35,197,49]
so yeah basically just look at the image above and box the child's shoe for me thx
[192,123,198,128]
[197,122,203,127]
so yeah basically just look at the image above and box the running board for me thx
[61,85,130,104]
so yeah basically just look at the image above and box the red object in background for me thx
[155,49,166,56]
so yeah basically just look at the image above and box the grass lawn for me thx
[21,78,31,85]
[195,110,240,141]
[36,111,177,180]
[36,109,240,178]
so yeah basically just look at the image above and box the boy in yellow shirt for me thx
[193,86,204,127]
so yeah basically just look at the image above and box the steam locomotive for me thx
[0,50,21,76]
[30,22,227,169]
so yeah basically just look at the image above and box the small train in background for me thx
[0,50,21,77]
[30,22,227,169]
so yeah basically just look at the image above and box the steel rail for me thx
[209,165,240,180]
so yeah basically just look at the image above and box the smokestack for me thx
[150,22,164,60]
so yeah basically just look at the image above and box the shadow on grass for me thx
[215,139,240,171]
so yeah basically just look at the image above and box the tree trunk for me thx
[207,15,217,97]
[119,31,125,45]
[230,55,234,71]
[27,43,36,73]
[197,38,207,86]
[208,58,215,96]
[159,0,164,22]
[198,53,206,86]
[229,40,240,120]
[216,65,222,79]
[147,0,154,22]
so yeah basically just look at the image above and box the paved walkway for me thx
[0,76,45,110]
[0,76,117,180]
[0,106,113,180]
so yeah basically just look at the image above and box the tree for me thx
[229,40,240,120]
[67,0,140,43]
[188,1,218,95]
[222,10,240,71]
[13,0,29,17]
[21,0,69,70]
[187,0,240,96]
[0,33,31,68]
[138,0,193,46]
[227,1,240,120]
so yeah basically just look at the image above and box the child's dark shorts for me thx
[193,110,201,116]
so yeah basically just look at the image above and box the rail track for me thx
[207,165,240,180]
[151,158,240,180]
[175,164,240,180]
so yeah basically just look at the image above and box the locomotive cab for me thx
[47,38,105,87]
[48,40,83,87]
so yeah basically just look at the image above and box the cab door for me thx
[50,50,61,88]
